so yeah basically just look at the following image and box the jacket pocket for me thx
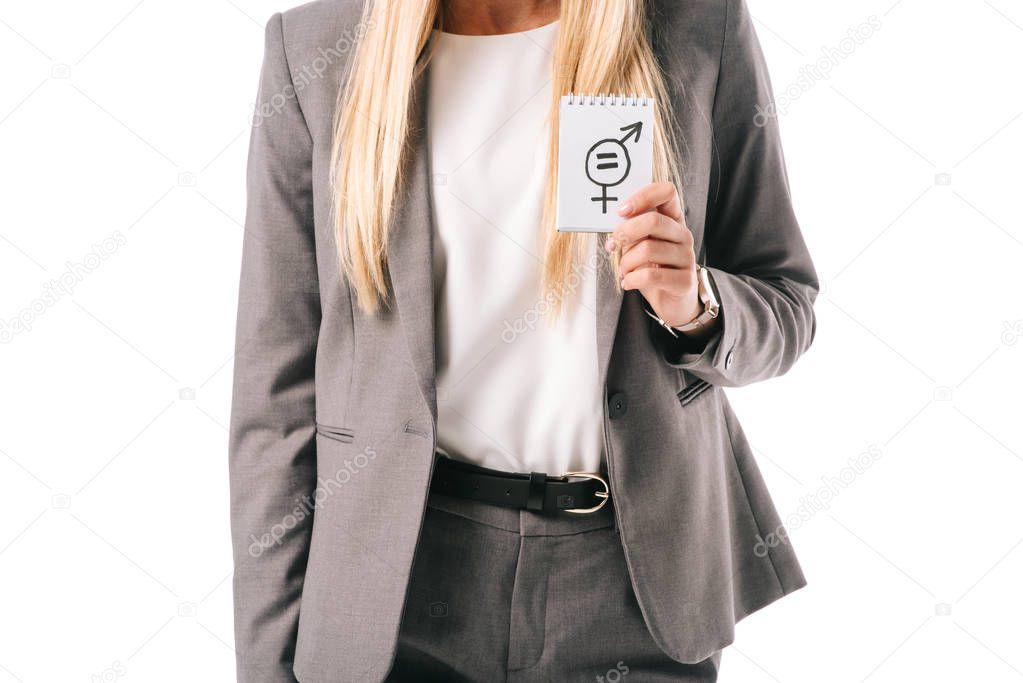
[315,422,354,444]
[676,374,713,406]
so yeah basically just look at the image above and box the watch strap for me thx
[643,266,720,335]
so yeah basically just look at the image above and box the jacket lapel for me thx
[594,241,624,390]
[386,71,437,422]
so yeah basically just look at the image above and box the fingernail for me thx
[617,202,632,216]
[604,237,618,252]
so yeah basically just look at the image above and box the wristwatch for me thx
[644,266,720,338]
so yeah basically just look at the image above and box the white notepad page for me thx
[556,94,654,232]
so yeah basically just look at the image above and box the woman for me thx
[229,0,818,681]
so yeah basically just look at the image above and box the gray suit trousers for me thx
[387,492,723,682]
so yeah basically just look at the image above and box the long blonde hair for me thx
[330,0,682,313]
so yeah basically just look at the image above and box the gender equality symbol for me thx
[584,121,643,214]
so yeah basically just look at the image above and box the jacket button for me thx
[725,350,735,370]
[608,392,628,420]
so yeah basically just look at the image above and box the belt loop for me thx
[526,472,546,511]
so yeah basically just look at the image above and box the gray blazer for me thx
[229,0,819,681]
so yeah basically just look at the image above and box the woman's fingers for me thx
[618,237,693,274]
[606,184,701,324]
[621,262,696,292]
[617,181,682,222]
[605,210,690,253]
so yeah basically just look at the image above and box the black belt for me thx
[431,454,610,514]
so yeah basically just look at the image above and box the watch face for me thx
[699,268,720,309]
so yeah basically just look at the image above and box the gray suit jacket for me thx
[229,0,819,681]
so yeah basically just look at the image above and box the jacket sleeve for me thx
[228,12,319,682]
[654,0,819,387]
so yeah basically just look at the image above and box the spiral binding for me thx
[566,93,650,106]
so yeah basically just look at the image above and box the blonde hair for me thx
[331,0,682,313]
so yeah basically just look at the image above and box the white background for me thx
[1,1,1022,681]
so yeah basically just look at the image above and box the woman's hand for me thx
[605,182,714,337]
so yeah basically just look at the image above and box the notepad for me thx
[556,94,654,232]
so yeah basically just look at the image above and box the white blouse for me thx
[426,20,605,475]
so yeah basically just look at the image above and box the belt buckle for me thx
[560,471,610,514]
